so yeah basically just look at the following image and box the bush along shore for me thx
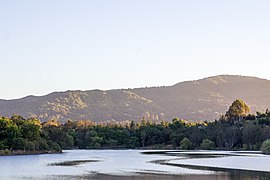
[1,99,270,155]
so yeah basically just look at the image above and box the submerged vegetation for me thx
[48,160,100,166]
[1,99,270,154]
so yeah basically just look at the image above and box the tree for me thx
[0,141,7,150]
[225,99,250,122]
[200,139,215,150]
[20,119,41,140]
[12,137,27,150]
[171,118,186,129]
[189,126,205,148]
[169,132,183,148]
[130,121,136,130]
[37,138,49,150]
[85,130,103,149]
[242,122,261,150]
[262,126,270,141]
[48,141,61,152]
[224,126,240,149]
[261,139,270,154]
[180,137,191,150]
[140,129,146,147]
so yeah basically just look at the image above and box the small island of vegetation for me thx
[1,99,270,155]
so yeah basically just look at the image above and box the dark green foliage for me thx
[12,137,26,150]
[1,100,270,152]
[242,122,262,150]
[170,132,183,148]
[200,139,215,150]
[180,137,191,150]
[224,126,241,149]
[0,141,7,150]
[48,141,61,152]
[2,111,268,151]
[0,116,61,153]
[261,139,270,154]
[188,126,204,148]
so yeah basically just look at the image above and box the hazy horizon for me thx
[1,1,270,99]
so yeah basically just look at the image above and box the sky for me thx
[0,0,270,100]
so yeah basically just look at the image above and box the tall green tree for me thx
[225,99,250,122]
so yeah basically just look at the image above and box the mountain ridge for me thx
[1,75,270,122]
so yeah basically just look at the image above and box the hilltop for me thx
[1,75,270,122]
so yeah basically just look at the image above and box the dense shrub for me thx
[200,139,215,150]
[180,137,191,150]
[261,139,270,154]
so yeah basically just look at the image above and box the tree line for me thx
[0,116,61,155]
[1,99,270,154]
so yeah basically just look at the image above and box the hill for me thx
[1,75,270,122]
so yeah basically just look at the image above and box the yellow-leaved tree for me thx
[225,99,250,121]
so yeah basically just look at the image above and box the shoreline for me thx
[0,148,262,156]
[0,150,62,156]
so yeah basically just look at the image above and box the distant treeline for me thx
[1,99,270,154]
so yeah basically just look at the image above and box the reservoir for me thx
[1,150,269,179]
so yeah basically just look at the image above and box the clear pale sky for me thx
[1,1,270,99]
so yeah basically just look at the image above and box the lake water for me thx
[1,150,270,179]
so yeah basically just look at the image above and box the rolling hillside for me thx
[1,75,270,122]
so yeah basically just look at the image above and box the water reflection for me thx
[0,150,269,180]
[44,173,262,180]
[149,150,270,180]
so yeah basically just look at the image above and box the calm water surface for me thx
[1,150,269,179]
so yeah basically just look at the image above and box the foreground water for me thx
[1,150,270,179]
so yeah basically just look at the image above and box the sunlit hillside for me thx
[1,75,270,122]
